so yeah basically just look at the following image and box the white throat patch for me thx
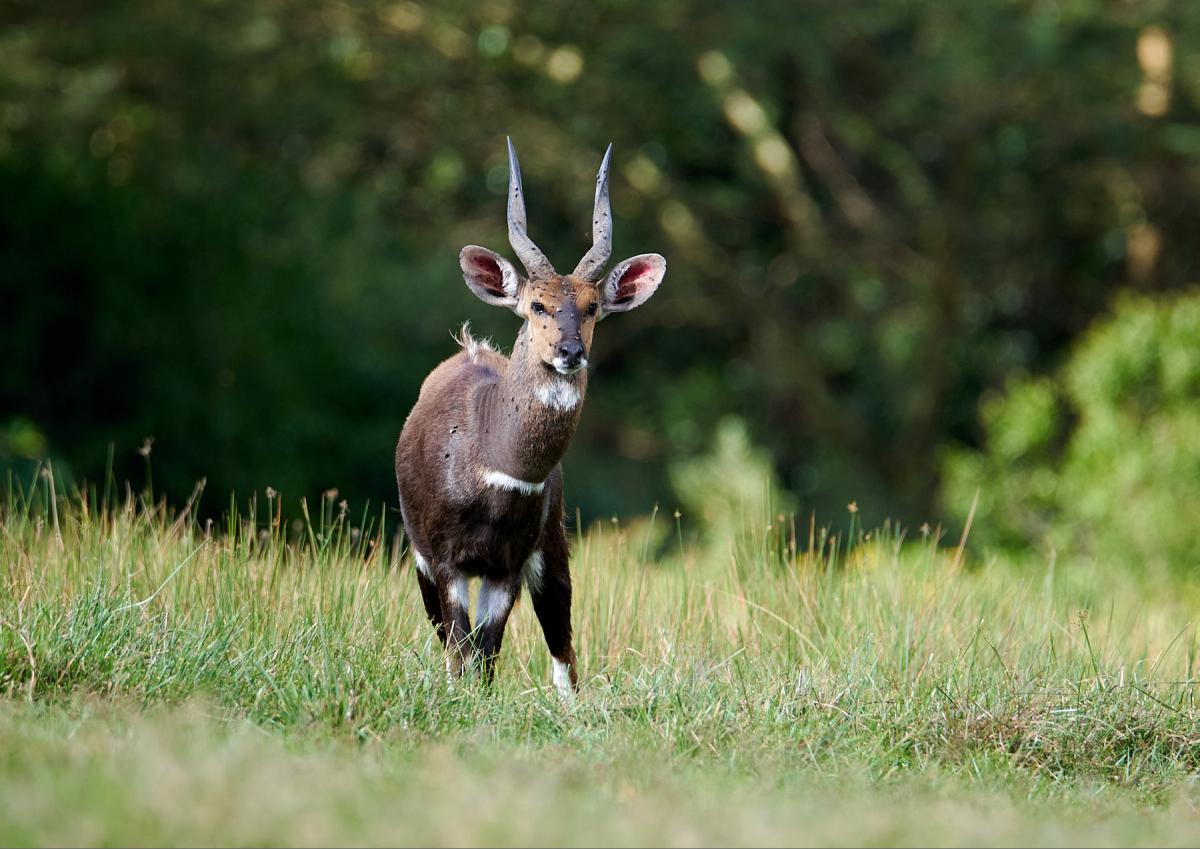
[482,469,545,495]
[535,378,581,412]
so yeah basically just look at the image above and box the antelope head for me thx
[459,138,666,376]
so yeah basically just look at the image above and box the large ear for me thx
[460,245,523,309]
[599,253,666,316]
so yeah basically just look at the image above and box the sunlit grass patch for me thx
[1,475,1199,844]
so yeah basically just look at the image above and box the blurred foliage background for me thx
[2,0,1199,554]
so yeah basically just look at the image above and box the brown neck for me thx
[477,325,588,483]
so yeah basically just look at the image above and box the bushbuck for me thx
[394,139,666,696]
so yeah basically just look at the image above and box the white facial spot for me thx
[482,469,545,495]
[537,376,582,409]
[522,550,545,595]
[475,579,513,629]
[448,575,469,611]
[552,657,574,700]
[413,551,432,579]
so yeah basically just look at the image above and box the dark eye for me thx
[586,302,599,317]
[531,301,547,316]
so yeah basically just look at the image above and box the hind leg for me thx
[412,552,446,645]
[399,495,446,646]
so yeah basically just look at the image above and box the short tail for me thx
[451,321,497,363]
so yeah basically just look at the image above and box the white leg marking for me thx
[552,657,574,700]
[536,378,582,411]
[475,579,513,629]
[413,551,432,579]
[448,575,469,611]
[482,469,545,495]
[522,550,545,595]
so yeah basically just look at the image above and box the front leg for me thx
[438,572,473,676]
[526,525,578,698]
[473,575,521,684]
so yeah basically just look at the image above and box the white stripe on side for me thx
[522,550,545,595]
[482,469,545,495]
[535,378,582,411]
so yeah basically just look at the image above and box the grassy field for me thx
[2,477,1199,846]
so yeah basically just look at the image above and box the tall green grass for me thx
[2,472,1199,845]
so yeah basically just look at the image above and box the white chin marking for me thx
[537,377,582,410]
[482,469,545,495]
[522,550,545,595]
[552,657,574,700]
[551,358,587,377]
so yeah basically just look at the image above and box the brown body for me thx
[394,139,665,694]
[395,321,586,686]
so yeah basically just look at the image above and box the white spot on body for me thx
[522,550,545,595]
[552,657,574,700]
[475,579,513,629]
[537,376,583,408]
[482,469,545,495]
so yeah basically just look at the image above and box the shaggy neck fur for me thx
[477,324,587,484]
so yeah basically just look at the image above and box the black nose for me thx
[556,339,584,367]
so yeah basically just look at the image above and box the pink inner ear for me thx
[613,261,649,304]
[471,255,505,295]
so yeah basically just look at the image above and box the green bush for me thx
[943,289,1200,574]
[670,417,794,553]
